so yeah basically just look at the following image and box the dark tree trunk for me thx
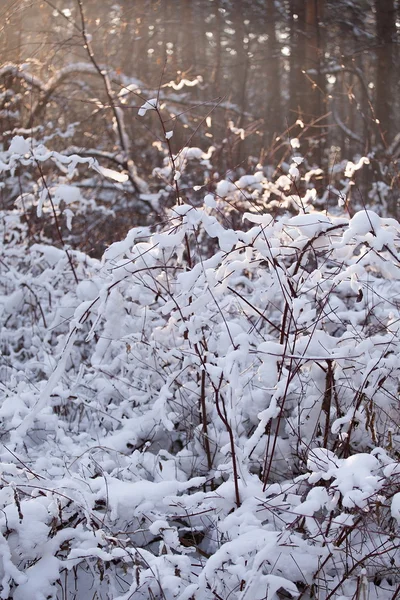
[374,0,396,143]
[182,0,197,76]
[289,0,325,162]
[305,0,325,123]
[211,0,223,100]
[289,0,307,123]
[232,0,249,164]
[264,0,283,145]
[120,0,136,76]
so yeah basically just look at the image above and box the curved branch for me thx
[332,100,363,144]
[0,63,44,91]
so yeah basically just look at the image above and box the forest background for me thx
[2,0,400,253]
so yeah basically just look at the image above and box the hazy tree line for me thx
[2,1,399,143]
[1,0,399,238]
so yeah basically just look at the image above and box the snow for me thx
[8,136,30,155]
[76,280,99,301]
[1,132,400,600]
[51,183,81,204]
[391,493,400,523]
[286,212,333,238]
[204,193,216,208]
[216,179,235,197]
[96,165,129,183]
[138,98,158,116]
[347,209,381,235]
[163,76,202,90]
[103,477,205,521]
[344,156,370,178]
[182,147,204,160]
[290,137,300,149]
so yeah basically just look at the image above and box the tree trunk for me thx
[374,0,396,143]
[289,0,325,162]
[232,0,249,164]
[289,0,307,124]
[264,0,283,146]
[305,0,325,123]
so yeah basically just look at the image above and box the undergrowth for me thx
[0,96,400,600]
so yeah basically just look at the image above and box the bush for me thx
[1,116,400,599]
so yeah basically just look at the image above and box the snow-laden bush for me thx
[1,134,400,599]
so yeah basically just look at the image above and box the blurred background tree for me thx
[1,0,399,246]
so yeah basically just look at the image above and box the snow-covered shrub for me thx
[1,130,400,599]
